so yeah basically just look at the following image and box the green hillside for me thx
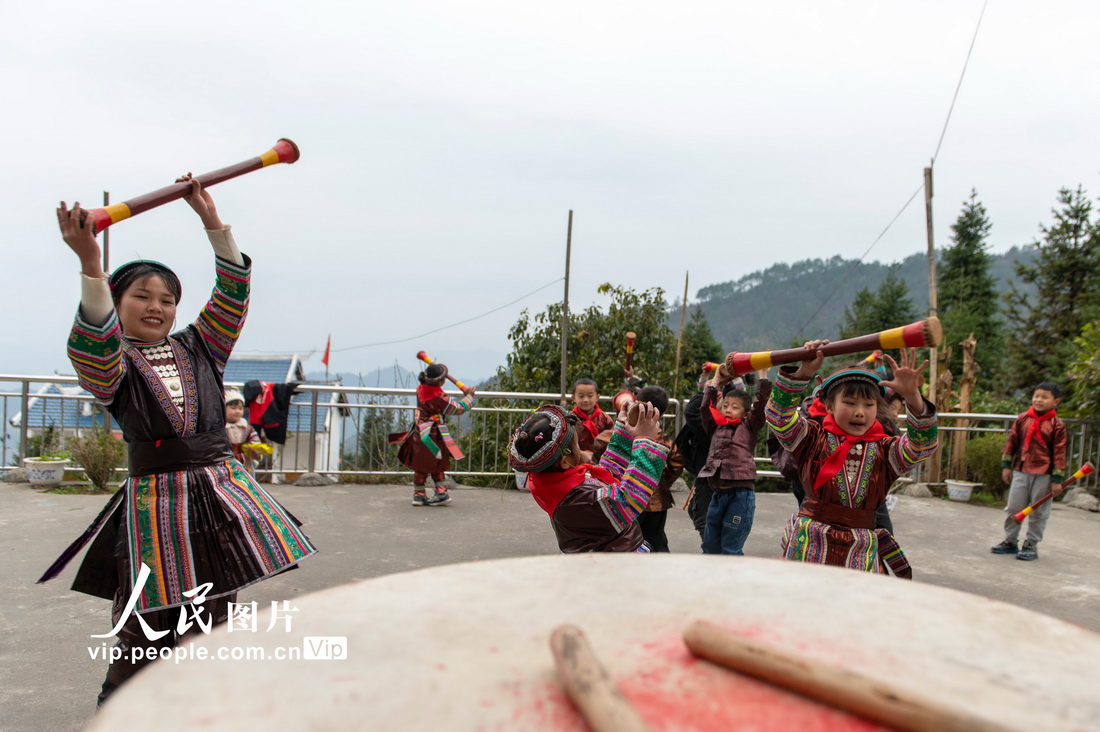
[689,246,1036,352]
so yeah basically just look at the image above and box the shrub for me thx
[68,427,126,490]
[964,433,1007,499]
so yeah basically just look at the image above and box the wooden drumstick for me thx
[550,625,649,732]
[1013,461,1093,523]
[724,317,942,376]
[683,620,1001,732]
[83,139,300,234]
[415,350,469,391]
[624,332,636,374]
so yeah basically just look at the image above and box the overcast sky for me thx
[4,0,1098,383]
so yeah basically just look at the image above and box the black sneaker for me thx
[1017,542,1038,561]
[427,491,452,506]
[990,540,1018,555]
[411,493,429,507]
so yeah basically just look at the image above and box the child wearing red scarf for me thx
[991,382,1067,561]
[766,343,937,575]
[391,363,475,506]
[697,369,771,555]
[508,403,668,553]
[570,378,615,458]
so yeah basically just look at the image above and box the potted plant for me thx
[23,424,71,487]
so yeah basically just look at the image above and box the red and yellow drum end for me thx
[260,138,301,167]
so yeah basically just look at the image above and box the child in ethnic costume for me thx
[991,382,1067,561]
[509,403,668,553]
[224,389,262,475]
[393,363,475,506]
[45,179,317,706]
[570,377,614,460]
[767,344,937,576]
[698,369,771,555]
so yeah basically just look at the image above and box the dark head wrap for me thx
[108,260,182,304]
[418,363,448,386]
[508,405,574,473]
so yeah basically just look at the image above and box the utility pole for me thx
[672,271,689,401]
[924,165,941,483]
[559,210,573,405]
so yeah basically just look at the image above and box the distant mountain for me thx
[687,246,1037,352]
[305,364,419,389]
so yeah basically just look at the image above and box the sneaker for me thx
[411,493,429,507]
[427,491,452,506]
[990,540,1018,555]
[1017,542,1038,561]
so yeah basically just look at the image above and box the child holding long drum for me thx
[45,178,317,705]
[766,343,937,575]
[393,362,476,506]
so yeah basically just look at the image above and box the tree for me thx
[676,308,726,397]
[838,265,918,344]
[1004,186,1100,394]
[938,189,1003,380]
[498,284,680,397]
[1067,318,1100,418]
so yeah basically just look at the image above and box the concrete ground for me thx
[2,481,1098,731]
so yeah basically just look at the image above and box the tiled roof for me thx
[10,384,117,430]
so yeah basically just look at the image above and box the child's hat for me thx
[508,405,574,473]
[224,389,245,405]
[819,367,884,399]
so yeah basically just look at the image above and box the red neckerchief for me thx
[807,398,829,418]
[1023,407,1056,449]
[417,384,444,403]
[571,406,606,439]
[708,405,742,427]
[813,415,888,493]
[527,464,616,516]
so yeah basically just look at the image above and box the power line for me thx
[237,277,565,356]
[796,0,988,336]
[932,0,989,165]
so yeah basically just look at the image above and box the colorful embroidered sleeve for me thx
[597,422,633,480]
[595,435,669,530]
[439,393,474,417]
[766,370,811,452]
[193,254,251,374]
[886,400,938,476]
[68,308,127,406]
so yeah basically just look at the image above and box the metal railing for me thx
[3,374,1097,491]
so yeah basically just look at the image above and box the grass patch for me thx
[44,484,115,495]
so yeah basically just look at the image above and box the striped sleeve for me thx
[766,370,811,452]
[439,393,474,417]
[68,309,127,406]
[887,400,939,475]
[597,422,633,480]
[194,254,251,374]
[595,436,669,530]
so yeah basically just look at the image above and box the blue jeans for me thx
[702,487,755,555]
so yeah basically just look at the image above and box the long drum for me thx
[86,138,300,233]
[725,316,942,376]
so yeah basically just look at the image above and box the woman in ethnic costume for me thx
[391,363,475,506]
[766,344,937,576]
[45,178,317,706]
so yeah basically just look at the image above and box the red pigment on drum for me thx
[617,635,887,731]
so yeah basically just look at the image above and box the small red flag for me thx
[321,335,331,367]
